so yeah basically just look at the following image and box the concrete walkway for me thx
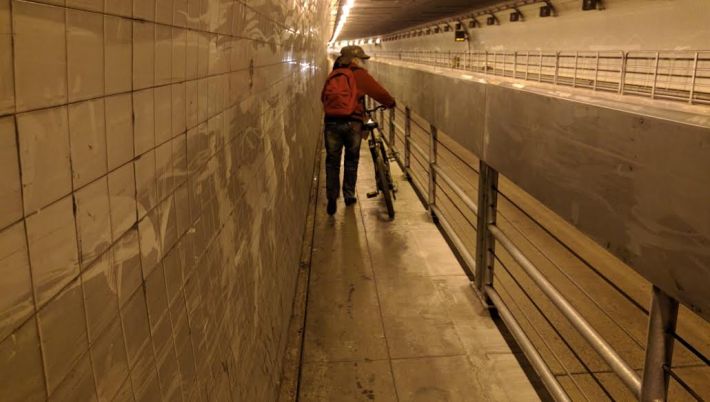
[298,146,541,402]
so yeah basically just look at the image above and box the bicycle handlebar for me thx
[365,104,388,114]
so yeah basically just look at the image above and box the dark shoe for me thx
[344,197,357,206]
[327,199,337,215]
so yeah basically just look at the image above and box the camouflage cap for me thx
[340,45,371,60]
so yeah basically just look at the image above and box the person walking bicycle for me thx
[321,46,396,215]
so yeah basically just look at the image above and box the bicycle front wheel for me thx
[376,155,395,219]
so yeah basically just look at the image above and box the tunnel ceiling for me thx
[338,0,501,40]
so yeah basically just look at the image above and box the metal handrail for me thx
[369,99,696,401]
[430,204,476,279]
[489,225,642,397]
[432,164,477,215]
[371,49,710,105]
[485,285,572,402]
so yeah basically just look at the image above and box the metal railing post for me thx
[689,51,699,104]
[573,51,578,87]
[388,108,395,146]
[525,51,530,80]
[428,125,437,214]
[484,51,489,74]
[404,107,411,170]
[651,51,660,99]
[538,50,543,82]
[619,51,627,94]
[594,51,600,90]
[554,52,560,85]
[640,286,679,402]
[475,161,499,291]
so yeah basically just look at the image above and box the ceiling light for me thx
[582,0,602,10]
[329,0,355,45]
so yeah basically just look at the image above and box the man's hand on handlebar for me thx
[365,101,396,114]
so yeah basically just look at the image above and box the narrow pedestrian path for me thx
[297,146,541,402]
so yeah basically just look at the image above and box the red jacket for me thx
[348,66,396,121]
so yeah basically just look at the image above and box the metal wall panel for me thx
[370,61,486,157]
[368,59,710,320]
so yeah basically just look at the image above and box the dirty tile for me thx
[26,195,80,307]
[49,351,97,402]
[113,228,142,307]
[13,1,67,111]
[185,81,198,129]
[67,8,104,101]
[112,378,135,402]
[185,30,199,80]
[145,263,169,329]
[172,83,187,137]
[105,15,132,95]
[299,360,398,402]
[0,221,34,341]
[0,117,22,228]
[485,353,541,401]
[133,0,155,21]
[67,0,103,12]
[173,0,188,27]
[133,371,162,402]
[133,88,155,156]
[174,183,190,235]
[161,199,179,255]
[105,93,134,170]
[106,0,132,17]
[120,286,151,367]
[376,273,465,359]
[197,32,209,78]
[130,336,159,396]
[108,162,137,241]
[75,176,112,266]
[155,140,173,202]
[155,84,173,145]
[81,251,119,342]
[0,317,46,402]
[156,346,182,401]
[17,106,72,214]
[413,231,465,275]
[197,77,208,123]
[0,0,14,115]
[91,319,129,402]
[392,355,496,402]
[303,276,388,363]
[155,24,173,86]
[37,278,88,394]
[134,150,157,217]
[133,21,155,90]
[161,249,181,303]
[68,98,107,188]
[172,28,187,82]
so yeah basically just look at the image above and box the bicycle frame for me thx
[363,105,396,218]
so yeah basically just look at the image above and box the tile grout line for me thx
[65,4,104,400]
[9,0,51,398]
[356,160,402,402]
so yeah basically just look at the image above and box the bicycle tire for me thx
[377,140,395,198]
[376,155,395,219]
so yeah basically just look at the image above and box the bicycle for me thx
[363,105,396,219]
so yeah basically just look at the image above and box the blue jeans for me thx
[324,121,363,201]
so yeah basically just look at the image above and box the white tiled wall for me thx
[0,0,330,401]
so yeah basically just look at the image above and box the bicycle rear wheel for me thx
[376,155,395,219]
